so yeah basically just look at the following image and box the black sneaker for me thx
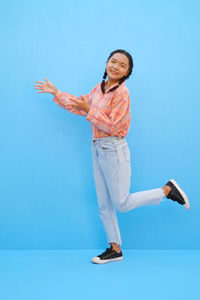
[165,179,190,210]
[92,246,123,264]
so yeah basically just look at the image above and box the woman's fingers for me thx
[45,78,52,85]
[68,97,79,102]
[34,79,51,94]
[67,102,77,107]
[34,83,44,88]
[34,84,44,90]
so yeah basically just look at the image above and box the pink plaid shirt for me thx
[53,80,131,139]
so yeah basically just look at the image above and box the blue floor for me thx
[0,249,199,300]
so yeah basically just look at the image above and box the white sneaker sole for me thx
[169,179,190,210]
[92,256,123,264]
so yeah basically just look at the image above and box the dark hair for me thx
[101,49,134,94]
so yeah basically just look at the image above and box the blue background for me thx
[0,0,199,250]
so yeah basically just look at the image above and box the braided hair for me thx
[101,49,134,94]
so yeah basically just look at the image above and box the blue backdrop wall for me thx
[0,0,199,249]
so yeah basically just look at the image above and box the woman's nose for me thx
[113,65,119,71]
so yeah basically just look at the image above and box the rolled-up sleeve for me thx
[86,89,130,135]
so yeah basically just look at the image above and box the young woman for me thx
[34,49,190,264]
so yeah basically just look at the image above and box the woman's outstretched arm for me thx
[34,78,94,116]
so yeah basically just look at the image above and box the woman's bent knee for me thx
[115,202,127,213]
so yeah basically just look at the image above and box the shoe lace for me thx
[99,247,112,258]
[102,247,110,254]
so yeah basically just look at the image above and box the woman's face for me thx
[106,53,130,82]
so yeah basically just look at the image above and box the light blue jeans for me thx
[91,136,165,247]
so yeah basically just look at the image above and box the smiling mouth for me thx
[111,70,118,75]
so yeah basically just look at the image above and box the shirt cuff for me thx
[53,90,62,100]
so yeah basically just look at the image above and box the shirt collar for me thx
[104,80,126,93]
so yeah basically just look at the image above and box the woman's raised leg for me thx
[98,138,165,213]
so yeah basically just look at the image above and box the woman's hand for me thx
[34,78,57,95]
[67,95,90,113]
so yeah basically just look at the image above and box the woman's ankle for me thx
[111,242,121,252]
[162,185,171,197]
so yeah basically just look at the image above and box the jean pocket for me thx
[122,144,131,163]
[98,140,115,151]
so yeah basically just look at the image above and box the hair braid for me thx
[108,75,127,92]
[100,70,107,94]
